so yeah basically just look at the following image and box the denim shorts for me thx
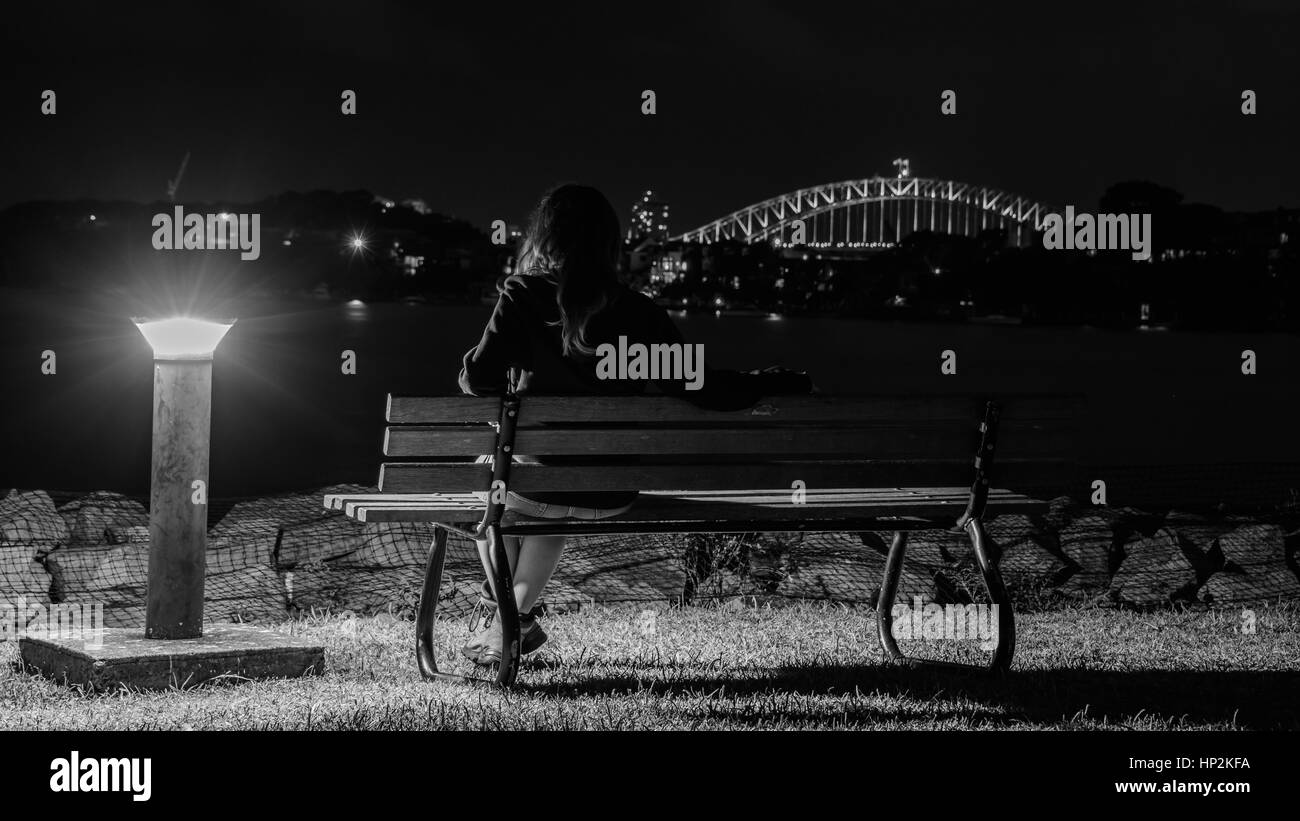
[474,455,634,520]
[498,490,634,520]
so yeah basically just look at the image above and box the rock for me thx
[1041,495,1082,531]
[1108,528,1200,606]
[209,516,280,540]
[328,522,440,569]
[982,514,1071,589]
[0,489,69,560]
[1201,524,1300,604]
[1099,505,1166,540]
[0,544,52,603]
[1056,511,1119,595]
[204,565,289,623]
[53,542,285,626]
[46,531,276,598]
[984,513,1039,548]
[207,534,277,574]
[745,542,786,593]
[276,517,366,568]
[86,543,149,606]
[894,528,971,570]
[105,525,150,545]
[533,577,592,614]
[42,545,110,602]
[557,534,688,603]
[776,532,935,605]
[211,484,374,532]
[1163,510,1237,554]
[38,545,145,628]
[58,492,149,546]
[286,564,423,616]
[999,535,1071,588]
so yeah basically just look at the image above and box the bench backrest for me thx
[379,394,1084,496]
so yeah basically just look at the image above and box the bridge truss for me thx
[673,177,1054,249]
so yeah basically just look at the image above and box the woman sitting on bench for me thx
[458,183,812,665]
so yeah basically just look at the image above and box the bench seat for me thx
[326,487,1049,531]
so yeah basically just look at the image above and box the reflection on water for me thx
[1,290,1298,496]
[344,299,368,322]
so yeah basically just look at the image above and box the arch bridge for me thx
[674,176,1054,249]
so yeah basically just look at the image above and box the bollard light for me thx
[20,314,324,689]
[133,317,234,639]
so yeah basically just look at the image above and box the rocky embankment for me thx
[1,488,1297,629]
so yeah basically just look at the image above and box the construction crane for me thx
[167,151,190,202]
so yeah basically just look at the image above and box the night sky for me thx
[2,2,1297,232]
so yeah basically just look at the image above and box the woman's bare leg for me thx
[512,536,566,614]
[502,535,521,575]
[479,534,561,613]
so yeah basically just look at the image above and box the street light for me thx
[132,317,233,639]
[18,315,327,689]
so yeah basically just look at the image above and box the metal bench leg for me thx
[968,518,1015,672]
[414,524,521,687]
[415,526,451,681]
[874,522,1016,673]
[876,531,909,664]
[478,524,521,687]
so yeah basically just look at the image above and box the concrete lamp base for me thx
[18,623,325,691]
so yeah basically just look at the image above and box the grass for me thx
[2,601,1298,730]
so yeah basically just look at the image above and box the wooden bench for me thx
[326,391,1083,686]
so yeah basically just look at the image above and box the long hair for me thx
[514,184,621,357]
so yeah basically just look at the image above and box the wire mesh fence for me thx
[2,476,1299,635]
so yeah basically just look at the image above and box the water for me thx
[1,288,1297,498]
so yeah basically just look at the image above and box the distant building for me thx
[628,190,670,242]
[650,243,687,286]
[402,255,425,276]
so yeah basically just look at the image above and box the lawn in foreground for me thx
[2,602,1297,730]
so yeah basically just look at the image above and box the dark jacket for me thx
[459,273,807,507]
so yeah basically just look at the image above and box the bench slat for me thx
[335,488,1048,525]
[327,488,991,510]
[383,424,1075,458]
[324,492,484,516]
[387,395,501,424]
[378,459,1074,494]
[387,393,1084,426]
